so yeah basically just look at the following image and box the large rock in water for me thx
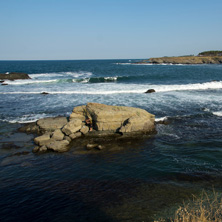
[0,72,31,80]
[70,103,155,133]
[20,103,155,153]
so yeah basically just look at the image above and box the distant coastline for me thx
[138,50,222,64]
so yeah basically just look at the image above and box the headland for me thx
[139,50,222,64]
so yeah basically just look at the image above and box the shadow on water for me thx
[0,123,222,221]
[0,176,200,222]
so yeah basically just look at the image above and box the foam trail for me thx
[0,113,53,123]
[29,71,93,79]
[0,90,145,95]
[29,73,64,78]
[116,63,185,66]
[155,116,168,122]
[3,79,57,85]
[155,81,222,92]
[212,111,222,117]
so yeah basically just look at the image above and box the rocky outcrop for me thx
[20,103,155,153]
[148,56,222,64]
[0,72,31,80]
[145,89,155,93]
[70,103,155,133]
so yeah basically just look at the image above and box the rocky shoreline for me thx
[19,103,156,153]
[148,56,222,64]
[136,51,222,65]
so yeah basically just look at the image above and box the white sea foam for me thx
[104,77,117,81]
[1,113,53,123]
[115,63,132,65]
[0,90,145,95]
[72,78,90,83]
[29,73,63,78]
[3,79,57,85]
[116,63,185,66]
[154,81,222,92]
[29,71,92,79]
[63,71,92,78]
[203,108,210,112]
[1,81,222,94]
[155,116,168,122]
[212,111,222,117]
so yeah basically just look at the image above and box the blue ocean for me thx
[0,60,222,221]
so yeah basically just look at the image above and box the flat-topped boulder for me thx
[37,117,68,132]
[0,72,31,80]
[70,103,155,133]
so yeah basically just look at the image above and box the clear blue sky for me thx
[1,0,222,60]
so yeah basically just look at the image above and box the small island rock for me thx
[145,89,155,93]
[0,72,31,80]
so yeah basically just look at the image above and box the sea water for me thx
[0,60,222,221]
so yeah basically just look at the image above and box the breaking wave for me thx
[115,63,185,66]
[3,79,58,85]
[154,81,222,92]
[29,71,93,79]
[0,113,53,123]
[212,111,222,117]
[1,81,222,93]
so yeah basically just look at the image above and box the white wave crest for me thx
[155,116,168,122]
[104,77,117,81]
[1,113,53,123]
[155,81,222,92]
[0,90,145,95]
[72,78,90,83]
[116,63,185,66]
[3,79,57,85]
[29,71,92,79]
[29,73,63,78]
[61,71,92,78]
[212,111,222,117]
[115,63,132,65]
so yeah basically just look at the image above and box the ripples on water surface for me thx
[0,60,222,221]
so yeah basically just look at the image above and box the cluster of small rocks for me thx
[33,117,90,153]
[20,103,156,153]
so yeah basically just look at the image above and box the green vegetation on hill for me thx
[198,50,222,56]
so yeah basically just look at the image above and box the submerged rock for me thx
[18,122,40,134]
[86,143,99,150]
